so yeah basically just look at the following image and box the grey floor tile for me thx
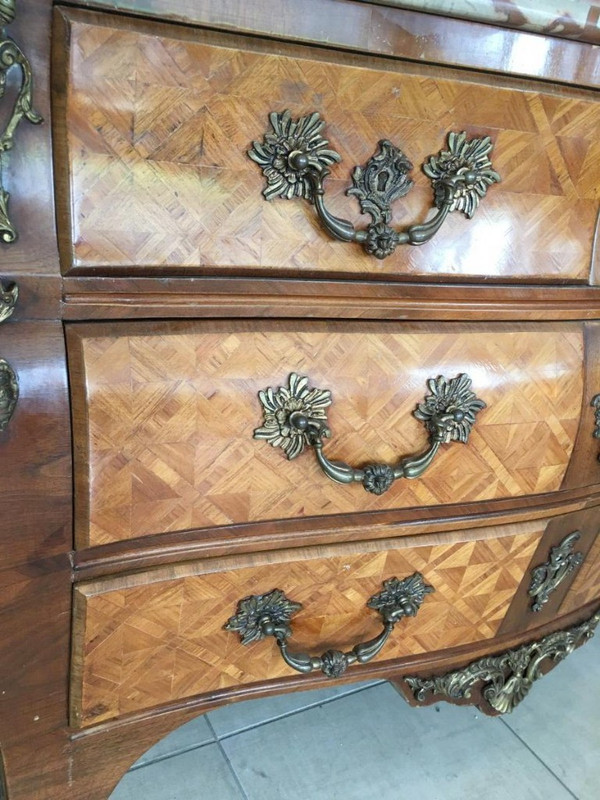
[502,632,600,800]
[208,680,381,737]
[110,743,244,800]
[132,714,215,768]
[221,682,574,800]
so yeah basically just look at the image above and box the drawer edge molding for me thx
[225,574,434,679]
[250,111,500,260]
[403,606,600,715]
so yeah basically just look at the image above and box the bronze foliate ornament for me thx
[253,372,485,495]
[528,531,584,613]
[423,131,499,219]
[1,0,43,243]
[224,589,302,646]
[248,110,500,259]
[0,358,18,431]
[253,372,332,460]
[0,278,17,322]
[248,110,340,203]
[0,276,18,432]
[226,574,434,679]
[591,394,600,459]
[405,608,600,714]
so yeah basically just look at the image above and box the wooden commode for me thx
[1,0,600,796]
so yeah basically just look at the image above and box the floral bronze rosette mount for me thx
[248,110,500,259]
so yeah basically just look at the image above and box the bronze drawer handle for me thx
[225,574,434,679]
[0,0,44,243]
[248,110,500,259]
[254,372,485,495]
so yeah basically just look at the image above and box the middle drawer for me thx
[67,320,589,548]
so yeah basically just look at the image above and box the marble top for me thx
[363,1,600,44]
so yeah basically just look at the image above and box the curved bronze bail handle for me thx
[225,574,435,679]
[253,372,486,496]
[248,110,501,260]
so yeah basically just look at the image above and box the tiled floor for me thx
[110,633,600,799]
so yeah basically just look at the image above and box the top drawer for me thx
[54,8,600,283]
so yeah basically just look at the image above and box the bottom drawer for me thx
[70,520,555,728]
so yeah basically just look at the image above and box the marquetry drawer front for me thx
[67,320,586,547]
[56,8,600,282]
[71,520,544,727]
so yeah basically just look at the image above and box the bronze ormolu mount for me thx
[1,0,43,243]
[249,109,500,259]
[253,372,486,495]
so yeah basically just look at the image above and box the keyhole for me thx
[377,170,389,192]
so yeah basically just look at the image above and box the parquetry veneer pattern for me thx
[1,3,599,800]
[72,526,542,726]
[67,323,584,546]
[58,12,600,280]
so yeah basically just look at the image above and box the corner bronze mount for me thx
[1,0,43,243]
[528,531,584,613]
[404,608,600,715]
[0,277,17,322]
[0,357,18,431]
[225,574,434,679]
[0,277,18,431]
[591,394,600,460]
[248,110,501,259]
[253,372,485,495]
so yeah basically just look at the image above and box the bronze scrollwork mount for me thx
[405,608,600,714]
[248,109,501,259]
[1,0,43,243]
[0,277,18,432]
[528,531,584,613]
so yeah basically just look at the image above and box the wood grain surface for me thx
[563,322,600,488]
[60,278,600,323]
[55,9,600,282]
[67,320,584,547]
[71,521,543,726]
[0,320,73,800]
